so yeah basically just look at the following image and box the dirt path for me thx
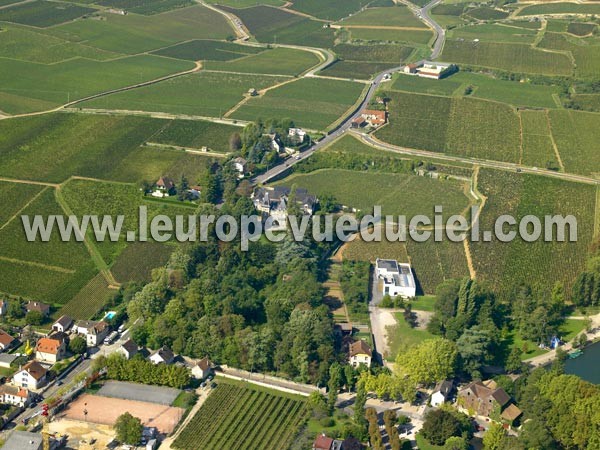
[145,142,229,158]
[323,262,350,323]
[546,110,565,171]
[463,239,476,279]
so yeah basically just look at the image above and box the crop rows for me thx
[173,383,307,450]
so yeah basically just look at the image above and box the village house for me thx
[0,353,17,369]
[149,346,175,365]
[35,335,67,364]
[431,380,453,407]
[288,127,307,145]
[252,186,317,230]
[348,340,372,368]
[375,258,417,298]
[232,157,248,178]
[0,329,15,352]
[313,434,334,450]
[74,320,109,346]
[0,384,33,407]
[403,62,422,74]
[351,116,367,128]
[458,380,522,424]
[52,315,73,333]
[191,357,213,380]
[417,61,453,80]
[118,339,138,360]
[248,88,258,96]
[26,301,50,317]
[13,360,48,390]
[152,176,175,198]
[360,109,387,128]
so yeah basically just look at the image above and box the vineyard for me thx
[111,242,174,283]
[341,236,410,263]
[520,110,556,168]
[469,169,597,298]
[57,273,115,320]
[0,0,94,27]
[153,39,264,62]
[173,381,308,450]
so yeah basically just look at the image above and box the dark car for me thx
[210,382,217,389]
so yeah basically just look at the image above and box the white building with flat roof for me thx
[375,258,416,298]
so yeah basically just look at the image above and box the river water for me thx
[564,340,600,384]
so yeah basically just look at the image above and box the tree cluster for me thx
[100,353,190,389]
[421,408,472,447]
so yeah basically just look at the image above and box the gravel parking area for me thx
[97,380,180,405]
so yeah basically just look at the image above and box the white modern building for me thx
[375,259,416,298]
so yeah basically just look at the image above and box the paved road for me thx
[251,0,445,185]
[359,132,600,185]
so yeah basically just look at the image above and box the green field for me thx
[231,77,364,130]
[288,0,365,20]
[440,40,573,76]
[221,5,335,47]
[567,94,600,112]
[520,110,557,168]
[152,119,240,151]
[49,5,232,54]
[376,91,521,163]
[153,40,264,61]
[549,109,600,176]
[517,2,600,16]
[204,47,321,76]
[448,23,538,44]
[537,32,600,79]
[96,0,194,15]
[406,239,470,294]
[274,168,470,217]
[0,182,45,228]
[390,71,560,108]
[320,61,399,80]
[388,312,435,357]
[79,71,288,118]
[339,5,427,28]
[111,242,174,283]
[333,43,414,62]
[0,25,123,64]
[567,22,596,36]
[0,55,194,115]
[348,28,433,45]
[57,273,114,319]
[464,5,508,20]
[0,0,95,27]
[173,381,308,450]
[470,169,597,297]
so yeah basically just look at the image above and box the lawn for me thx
[79,71,288,118]
[410,295,436,312]
[204,47,321,76]
[274,168,470,217]
[0,0,95,27]
[231,77,365,130]
[0,55,194,115]
[440,40,573,76]
[376,91,521,163]
[339,5,427,28]
[49,5,232,54]
[469,169,597,298]
[388,312,435,357]
[173,380,308,450]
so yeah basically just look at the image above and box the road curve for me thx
[252,0,446,185]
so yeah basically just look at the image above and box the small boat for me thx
[568,349,583,359]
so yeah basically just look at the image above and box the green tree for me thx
[456,326,493,378]
[505,346,523,373]
[328,362,342,415]
[25,310,44,326]
[114,412,143,445]
[395,339,458,385]
[483,423,508,450]
[421,409,472,446]
[69,336,87,355]
[444,436,469,450]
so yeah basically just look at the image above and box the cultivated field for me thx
[79,71,288,118]
[470,169,597,297]
[153,39,264,61]
[339,5,427,28]
[111,242,174,283]
[152,119,240,151]
[96,0,194,15]
[0,1,94,27]
[56,273,114,320]
[376,92,521,163]
[0,55,194,115]
[288,0,365,20]
[440,40,573,76]
[448,23,538,44]
[341,236,410,263]
[538,32,600,79]
[63,394,184,434]
[520,110,557,168]
[173,381,308,450]
[517,2,600,16]
[349,28,433,44]
[231,77,364,130]
[274,168,470,218]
